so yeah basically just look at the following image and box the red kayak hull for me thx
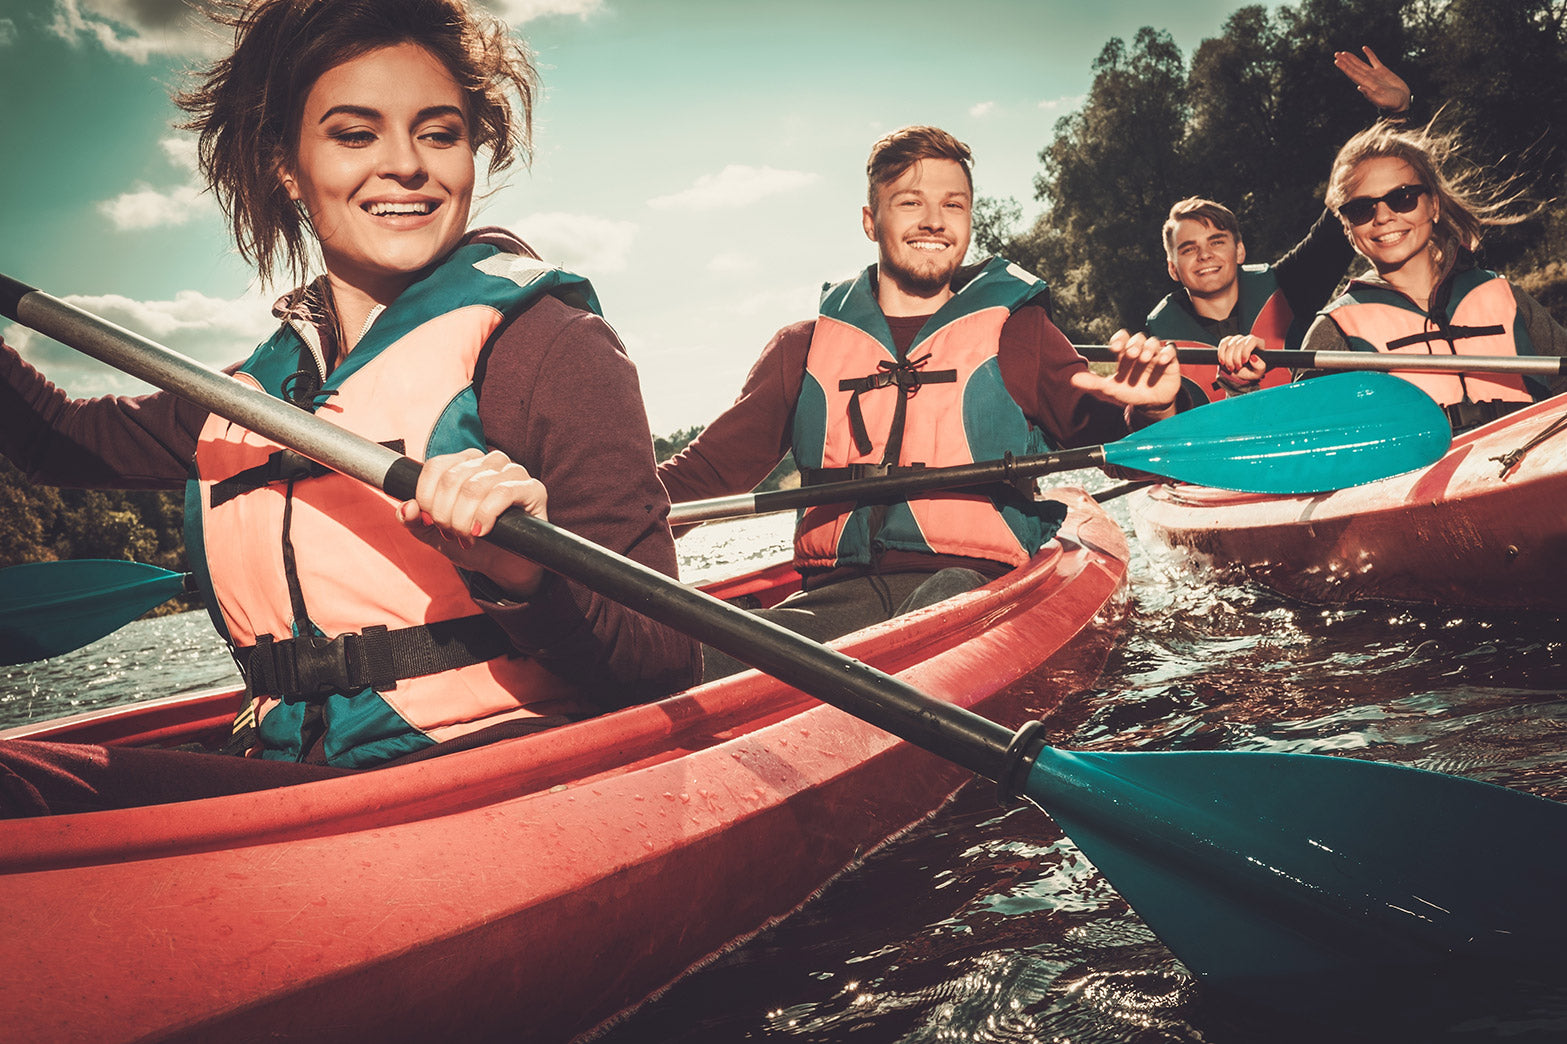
[1131,395,1567,610]
[0,489,1128,1043]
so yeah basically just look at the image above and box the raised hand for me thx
[1334,46,1411,114]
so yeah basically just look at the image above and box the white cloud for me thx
[45,0,598,60]
[160,136,201,174]
[98,183,214,230]
[706,252,757,276]
[97,134,215,231]
[483,0,604,22]
[514,212,638,274]
[5,289,277,396]
[969,101,997,118]
[48,0,224,61]
[0,19,17,47]
[1038,94,1083,115]
[648,165,821,211]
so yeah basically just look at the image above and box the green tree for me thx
[1011,0,1567,341]
[1029,27,1192,340]
[0,460,64,567]
[971,196,1024,259]
[653,424,797,494]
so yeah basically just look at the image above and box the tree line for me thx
[976,0,1567,342]
[0,424,795,578]
[6,0,1559,570]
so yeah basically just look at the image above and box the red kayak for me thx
[1131,395,1567,610]
[0,488,1127,1044]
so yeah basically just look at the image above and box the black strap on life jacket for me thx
[800,453,1036,497]
[801,461,924,485]
[1385,324,1505,352]
[1444,398,1528,433]
[837,351,956,460]
[235,614,514,702]
[208,440,406,508]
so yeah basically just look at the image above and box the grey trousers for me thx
[699,567,988,682]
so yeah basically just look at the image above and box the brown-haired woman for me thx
[0,0,697,812]
[1299,121,1567,428]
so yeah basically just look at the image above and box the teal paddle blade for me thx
[1105,372,1451,494]
[0,560,188,665]
[1023,745,1567,1010]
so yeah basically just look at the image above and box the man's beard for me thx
[880,246,960,299]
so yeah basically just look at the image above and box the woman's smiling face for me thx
[1338,156,1439,274]
[280,42,475,302]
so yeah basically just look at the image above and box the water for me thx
[4,494,1565,1041]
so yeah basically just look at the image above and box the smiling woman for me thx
[0,0,699,813]
[277,43,478,337]
[1298,121,1567,425]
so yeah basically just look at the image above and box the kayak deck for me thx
[1131,395,1567,610]
[0,488,1128,1044]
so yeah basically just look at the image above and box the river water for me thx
[3,489,1565,1042]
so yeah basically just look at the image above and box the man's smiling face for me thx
[863,158,972,303]
[1167,217,1246,300]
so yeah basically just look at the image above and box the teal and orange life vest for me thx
[1319,266,1539,408]
[789,258,1062,573]
[185,241,600,768]
[1146,264,1298,400]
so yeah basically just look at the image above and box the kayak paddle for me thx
[670,372,1451,525]
[7,274,1567,1012]
[0,559,191,666]
[1076,342,1567,378]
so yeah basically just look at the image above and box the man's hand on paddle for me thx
[1071,330,1181,421]
[1335,46,1411,114]
[398,448,548,600]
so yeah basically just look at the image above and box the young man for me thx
[659,125,1180,678]
[1145,48,1412,397]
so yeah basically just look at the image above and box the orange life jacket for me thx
[1320,267,1536,408]
[1146,265,1297,402]
[187,242,600,767]
[790,259,1060,572]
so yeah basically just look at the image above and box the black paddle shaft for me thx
[2,275,1026,782]
[672,448,1107,525]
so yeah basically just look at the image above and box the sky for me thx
[0,0,1289,434]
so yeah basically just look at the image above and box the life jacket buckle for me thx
[1444,398,1526,432]
[291,633,358,699]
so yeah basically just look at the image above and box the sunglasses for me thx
[1338,185,1429,226]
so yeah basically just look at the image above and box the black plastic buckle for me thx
[290,633,359,699]
[1444,398,1525,432]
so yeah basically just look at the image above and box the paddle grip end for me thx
[384,456,421,502]
[0,274,37,323]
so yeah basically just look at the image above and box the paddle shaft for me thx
[670,447,1104,526]
[0,276,1020,780]
[1075,343,1567,376]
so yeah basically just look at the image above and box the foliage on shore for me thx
[7,0,1560,570]
[974,0,1567,342]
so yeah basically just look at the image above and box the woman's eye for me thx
[333,130,376,146]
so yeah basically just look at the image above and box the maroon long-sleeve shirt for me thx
[1,285,700,708]
[659,302,1139,581]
